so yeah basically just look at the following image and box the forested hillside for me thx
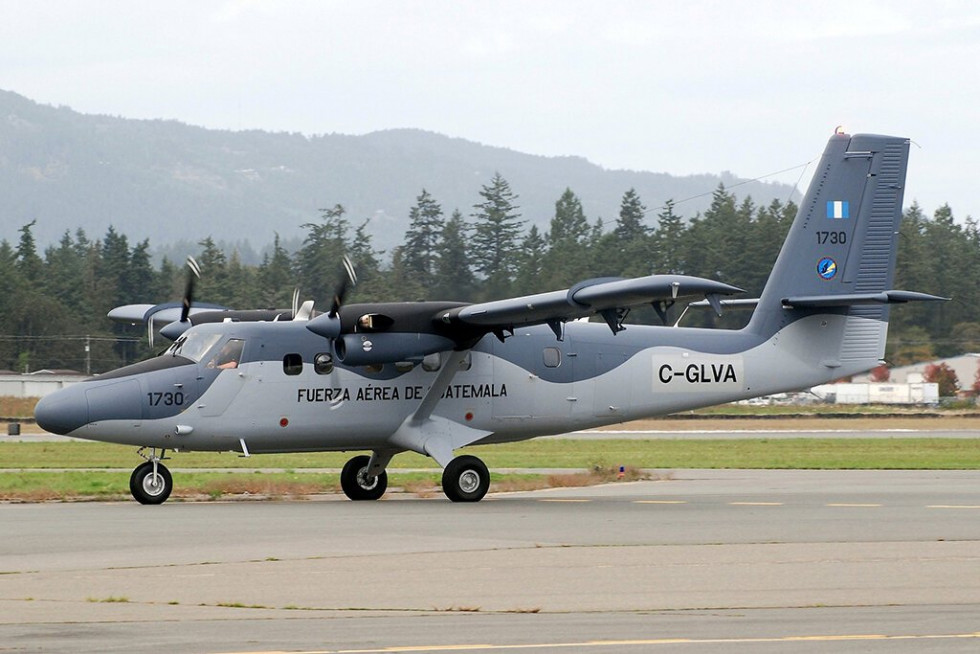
[0,89,796,255]
[1,180,975,376]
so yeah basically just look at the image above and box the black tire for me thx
[340,455,388,501]
[442,455,490,502]
[130,461,173,505]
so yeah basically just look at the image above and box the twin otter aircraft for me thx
[35,132,943,504]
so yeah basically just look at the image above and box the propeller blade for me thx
[328,256,357,318]
[291,287,300,319]
[180,256,202,323]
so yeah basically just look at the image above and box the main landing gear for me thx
[130,448,173,504]
[339,452,490,503]
[441,455,490,502]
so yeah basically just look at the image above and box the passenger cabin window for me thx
[207,339,245,370]
[314,352,334,375]
[543,347,561,368]
[283,353,303,376]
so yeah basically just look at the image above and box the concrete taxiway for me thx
[2,469,980,653]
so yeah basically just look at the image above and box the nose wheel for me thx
[130,449,173,504]
[341,454,388,501]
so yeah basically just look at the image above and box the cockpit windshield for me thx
[165,332,223,363]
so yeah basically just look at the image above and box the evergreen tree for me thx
[387,245,426,302]
[297,204,353,302]
[127,240,156,306]
[470,173,524,299]
[615,188,648,241]
[401,189,445,291]
[257,233,296,308]
[195,236,231,304]
[347,219,384,301]
[15,220,43,284]
[611,188,651,278]
[541,188,592,288]
[100,226,133,307]
[432,210,475,300]
[513,225,547,295]
[652,199,685,274]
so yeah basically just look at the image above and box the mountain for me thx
[0,90,797,256]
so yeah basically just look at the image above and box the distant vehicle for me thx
[35,131,943,504]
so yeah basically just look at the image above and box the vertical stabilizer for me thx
[747,132,911,362]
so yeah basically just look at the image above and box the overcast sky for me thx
[2,1,978,220]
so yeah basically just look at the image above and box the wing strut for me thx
[387,350,491,467]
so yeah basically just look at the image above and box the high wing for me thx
[438,274,743,338]
[108,271,743,361]
[107,302,230,328]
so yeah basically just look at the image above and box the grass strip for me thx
[2,438,980,470]
[3,438,978,501]
[0,470,589,501]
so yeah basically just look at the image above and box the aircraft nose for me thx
[34,387,89,435]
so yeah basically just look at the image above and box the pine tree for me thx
[541,188,592,288]
[432,210,475,300]
[257,233,295,307]
[401,189,445,291]
[470,173,524,299]
[297,204,353,303]
[15,220,43,284]
[513,225,547,295]
[653,199,685,274]
[612,188,651,278]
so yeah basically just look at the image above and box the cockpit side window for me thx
[207,339,245,370]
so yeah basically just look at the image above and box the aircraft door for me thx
[591,352,629,419]
[491,339,573,420]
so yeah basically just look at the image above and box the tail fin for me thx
[747,132,942,368]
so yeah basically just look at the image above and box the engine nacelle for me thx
[334,332,456,366]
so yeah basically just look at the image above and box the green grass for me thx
[3,438,979,500]
[3,438,980,470]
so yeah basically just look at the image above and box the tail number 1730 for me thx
[147,391,184,406]
[817,231,846,244]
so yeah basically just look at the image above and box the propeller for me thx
[329,255,357,318]
[180,256,202,323]
[306,255,356,339]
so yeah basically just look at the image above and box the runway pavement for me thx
[2,469,980,653]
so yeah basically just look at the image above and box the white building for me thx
[852,353,980,390]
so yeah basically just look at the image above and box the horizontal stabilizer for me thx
[781,290,948,308]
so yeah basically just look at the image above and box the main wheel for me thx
[130,461,173,505]
[442,455,490,502]
[341,455,388,501]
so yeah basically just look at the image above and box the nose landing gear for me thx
[130,448,173,504]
